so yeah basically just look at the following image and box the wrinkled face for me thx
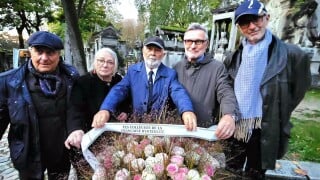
[142,45,165,69]
[237,14,270,44]
[30,46,60,73]
[94,51,115,78]
[183,29,208,62]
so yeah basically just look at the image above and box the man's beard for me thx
[145,58,161,69]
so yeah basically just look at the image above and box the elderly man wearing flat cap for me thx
[0,31,84,179]
[92,36,197,131]
[223,0,311,178]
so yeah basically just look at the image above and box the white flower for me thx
[171,146,185,156]
[131,158,145,171]
[114,168,130,180]
[155,153,168,164]
[187,169,201,180]
[92,166,106,180]
[114,150,125,159]
[127,141,138,151]
[144,144,155,157]
[200,152,220,168]
[145,156,157,170]
[185,151,201,165]
[141,169,157,180]
[123,153,136,165]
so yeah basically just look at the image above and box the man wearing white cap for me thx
[224,0,311,178]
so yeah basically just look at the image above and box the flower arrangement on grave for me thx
[80,110,235,179]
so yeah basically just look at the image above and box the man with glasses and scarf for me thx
[224,0,311,178]
[0,31,83,179]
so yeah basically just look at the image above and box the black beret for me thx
[27,31,64,50]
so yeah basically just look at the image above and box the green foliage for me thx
[136,0,221,35]
[286,118,320,163]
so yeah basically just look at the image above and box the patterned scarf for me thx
[28,60,62,97]
[234,29,272,142]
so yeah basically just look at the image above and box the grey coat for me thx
[174,54,238,127]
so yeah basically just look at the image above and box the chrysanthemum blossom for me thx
[144,144,155,157]
[123,153,136,165]
[155,153,168,164]
[170,155,184,166]
[173,172,188,180]
[114,168,130,180]
[153,163,164,176]
[141,170,157,180]
[178,167,189,174]
[171,146,185,156]
[133,174,142,180]
[166,163,179,176]
[204,164,215,177]
[92,166,106,180]
[187,169,200,179]
[201,174,211,180]
[131,158,145,171]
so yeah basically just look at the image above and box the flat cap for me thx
[27,31,64,50]
[235,0,267,23]
[144,36,165,49]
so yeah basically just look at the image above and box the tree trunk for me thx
[61,0,87,75]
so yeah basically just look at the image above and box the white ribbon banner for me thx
[81,123,218,170]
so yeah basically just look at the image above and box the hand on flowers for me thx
[92,110,110,128]
[117,112,128,122]
[215,114,235,139]
[181,111,197,131]
[64,130,84,149]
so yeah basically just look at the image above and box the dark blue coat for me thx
[100,62,194,115]
[0,61,80,170]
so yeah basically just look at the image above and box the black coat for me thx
[224,35,311,169]
[68,72,131,131]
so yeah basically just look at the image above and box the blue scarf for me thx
[28,60,62,97]
[234,29,272,142]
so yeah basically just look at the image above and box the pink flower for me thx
[166,163,179,176]
[140,138,151,147]
[170,155,184,166]
[133,174,142,180]
[204,164,215,177]
[102,152,113,169]
[173,172,187,180]
[201,174,211,180]
[178,167,189,174]
[115,168,130,180]
[153,163,164,176]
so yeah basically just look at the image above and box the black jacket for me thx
[224,35,311,169]
[68,72,131,131]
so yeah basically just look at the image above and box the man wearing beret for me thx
[92,36,197,131]
[224,0,311,178]
[0,31,84,179]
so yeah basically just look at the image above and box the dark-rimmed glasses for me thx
[184,39,207,46]
[237,15,265,29]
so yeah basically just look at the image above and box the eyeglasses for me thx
[237,15,265,29]
[96,59,115,66]
[184,39,207,46]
